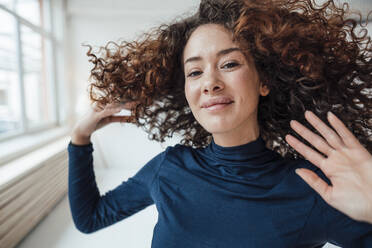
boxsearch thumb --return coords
[296,168,331,202]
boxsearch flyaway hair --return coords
[86,0,372,159]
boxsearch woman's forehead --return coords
[183,24,238,60]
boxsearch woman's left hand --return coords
[285,110,372,224]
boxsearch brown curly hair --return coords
[86,0,372,159]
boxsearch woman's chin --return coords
[202,123,235,135]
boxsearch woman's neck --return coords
[212,123,260,147]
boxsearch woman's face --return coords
[183,24,269,145]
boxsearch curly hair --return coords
[86,0,372,159]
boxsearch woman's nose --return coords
[202,70,224,94]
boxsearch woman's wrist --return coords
[367,194,372,224]
[71,130,91,146]
[368,213,372,224]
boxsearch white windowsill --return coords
[0,126,71,166]
[0,134,71,191]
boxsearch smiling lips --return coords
[201,96,234,111]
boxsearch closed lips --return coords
[201,97,234,108]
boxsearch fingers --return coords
[122,101,139,110]
[304,111,344,150]
[101,115,137,125]
[93,101,138,114]
[91,102,139,130]
[290,120,334,156]
[295,168,332,202]
[95,102,135,117]
[287,110,354,162]
[289,110,360,151]
[285,134,325,168]
[327,111,360,148]
[98,103,124,119]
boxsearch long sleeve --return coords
[298,160,372,247]
[321,196,372,248]
[293,159,372,247]
[67,141,167,234]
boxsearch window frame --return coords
[0,1,61,143]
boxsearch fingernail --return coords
[327,111,333,118]
[290,120,298,128]
[285,134,293,142]
[295,168,301,174]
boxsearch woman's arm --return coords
[68,101,166,233]
[68,141,166,233]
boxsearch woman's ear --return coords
[260,83,270,96]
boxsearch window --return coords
[0,0,60,141]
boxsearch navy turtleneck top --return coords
[68,136,372,247]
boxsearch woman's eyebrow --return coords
[184,47,241,65]
[217,47,241,57]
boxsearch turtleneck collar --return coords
[203,135,280,165]
[211,135,266,155]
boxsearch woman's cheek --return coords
[185,82,200,107]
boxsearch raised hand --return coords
[285,110,372,224]
[71,101,138,145]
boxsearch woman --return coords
[69,0,372,247]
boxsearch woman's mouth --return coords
[204,102,233,112]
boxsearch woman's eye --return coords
[187,71,202,77]
[222,62,239,69]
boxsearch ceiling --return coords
[66,0,371,22]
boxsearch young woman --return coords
[68,0,372,247]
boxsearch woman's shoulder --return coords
[159,143,200,165]
[163,143,196,155]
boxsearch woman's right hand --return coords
[71,101,138,145]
